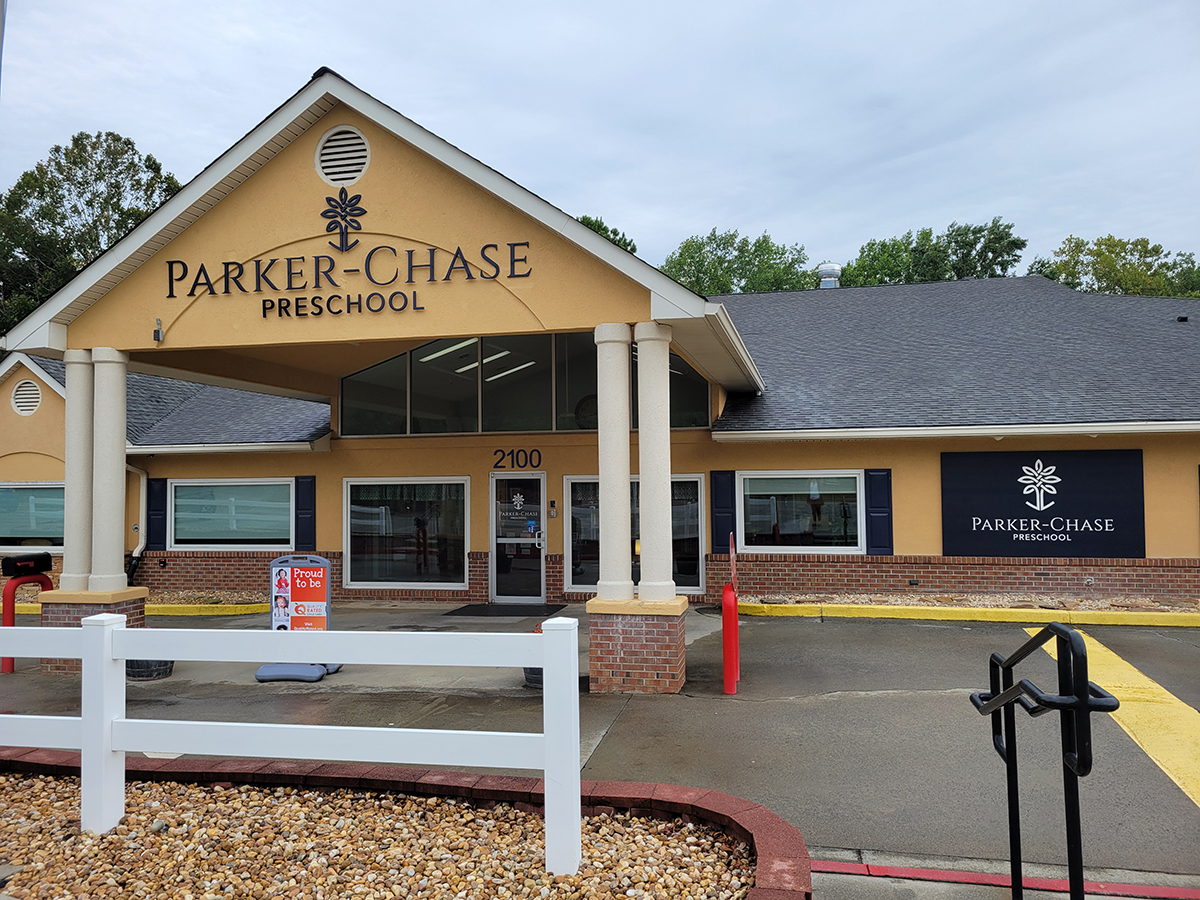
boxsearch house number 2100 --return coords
[493,449,542,469]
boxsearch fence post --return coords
[540,616,581,875]
[80,613,126,833]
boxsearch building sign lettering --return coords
[165,244,532,317]
[941,450,1145,558]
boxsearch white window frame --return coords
[735,469,866,555]
[342,476,471,590]
[562,473,706,595]
[167,478,295,552]
[0,481,65,555]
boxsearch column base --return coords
[38,588,148,675]
[586,596,688,694]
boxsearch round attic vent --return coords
[11,379,42,416]
[315,126,370,186]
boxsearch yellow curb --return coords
[736,602,822,617]
[738,601,1200,627]
[146,603,269,616]
[11,602,269,616]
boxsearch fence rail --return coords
[0,614,582,874]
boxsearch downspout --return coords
[125,463,148,583]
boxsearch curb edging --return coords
[0,747,811,899]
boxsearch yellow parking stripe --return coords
[1027,627,1200,808]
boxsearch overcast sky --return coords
[1,1,1197,271]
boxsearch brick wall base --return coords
[705,553,1200,602]
[589,612,685,693]
[132,550,584,605]
[40,597,146,675]
[133,550,494,603]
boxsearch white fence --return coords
[0,615,582,874]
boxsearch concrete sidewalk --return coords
[3,602,1198,896]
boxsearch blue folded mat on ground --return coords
[255,663,342,682]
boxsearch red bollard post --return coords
[2,573,54,673]
[722,582,740,694]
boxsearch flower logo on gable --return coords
[321,187,367,252]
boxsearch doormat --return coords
[443,603,566,617]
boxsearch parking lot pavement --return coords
[3,606,1198,881]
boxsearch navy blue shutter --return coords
[146,479,168,551]
[710,470,736,555]
[294,476,317,552]
[864,468,893,555]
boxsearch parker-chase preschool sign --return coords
[163,188,533,321]
[940,450,1146,558]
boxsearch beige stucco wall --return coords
[127,430,1200,559]
[0,364,66,482]
[69,103,652,392]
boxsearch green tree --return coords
[660,228,816,295]
[0,131,181,334]
[841,217,1025,287]
[578,214,637,254]
[1032,234,1199,297]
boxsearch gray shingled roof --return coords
[29,357,330,446]
[714,276,1200,432]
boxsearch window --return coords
[339,332,712,436]
[0,483,64,550]
[737,471,864,553]
[555,332,598,430]
[344,479,469,588]
[411,338,479,434]
[564,475,704,593]
[341,353,408,436]
[169,480,293,550]
[482,334,552,432]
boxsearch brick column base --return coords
[587,602,687,693]
[37,588,148,674]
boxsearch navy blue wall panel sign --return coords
[941,450,1145,558]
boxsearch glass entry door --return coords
[490,473,546,602]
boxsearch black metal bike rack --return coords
[970,622,1119,900]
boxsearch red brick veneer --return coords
[39,597,146,674]
[132,550,493,603]
[705,553,1200,602]
[589,612,686,693]
[0,747,812,900]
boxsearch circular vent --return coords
[11,379,42,416]
[315,126,370,186]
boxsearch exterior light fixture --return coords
[153,318,164,342]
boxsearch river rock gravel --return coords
[0,775,754,900]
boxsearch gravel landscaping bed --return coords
[739,591,1199,612]
[0,775,754,900]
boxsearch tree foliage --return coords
[0,131,181,334]
[1028,235,1199,298]
[578,214,637,254]
[660,228,816,295]
[840,217,1027,287]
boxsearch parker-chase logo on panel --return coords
[941,450,1145,558]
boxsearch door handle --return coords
[534,530,545,550]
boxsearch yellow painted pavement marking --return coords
[1026,627,1200,808]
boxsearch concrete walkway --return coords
[3,602,1198,897]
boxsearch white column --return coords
[60,350,94,591]
[634,322,676,601]
[89,348,128,593]
[594,324,634,601]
